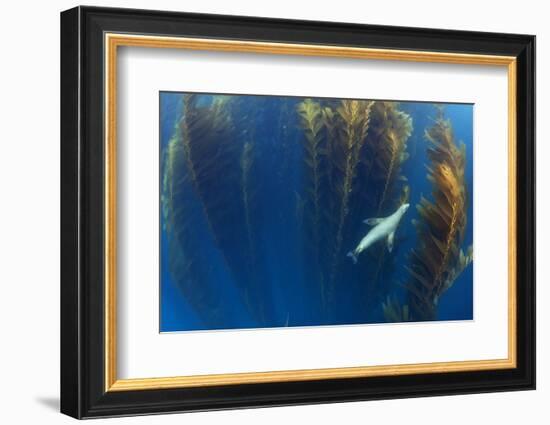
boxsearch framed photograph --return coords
[60,6,535,419]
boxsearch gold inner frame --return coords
[104,33,517,392]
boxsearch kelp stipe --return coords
[405,111,472,320]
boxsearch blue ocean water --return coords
[160,92,473,332]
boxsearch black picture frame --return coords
[61,5,535,419]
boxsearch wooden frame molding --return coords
[104,32,518,392]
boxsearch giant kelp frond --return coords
[351,103,412,297]
[405,113,471,320]
[177,94,266,322]
[297,99,330,308]
[367,102,412,213]
[329,100,374,285]
[297,99,326,251]
[321,105,337,192]
[161,122,223,325]
[179,94,238,253]
[359,104,412,294]
[162,130,184,238]
[180,94,237,198]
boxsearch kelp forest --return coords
[160,92,474,332]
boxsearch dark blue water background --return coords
[159,93,473,332]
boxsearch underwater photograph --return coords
[160,92,474,332]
